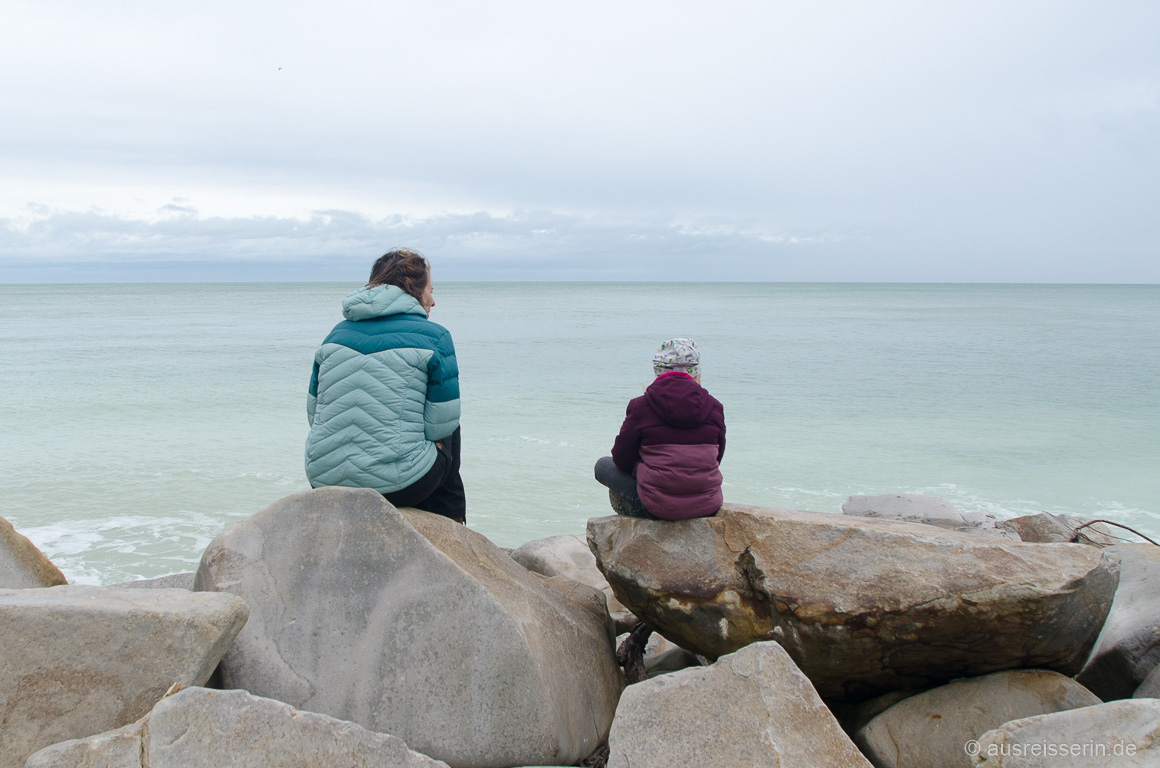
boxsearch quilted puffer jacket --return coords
[305,284,460,493]
[611,372,725,520]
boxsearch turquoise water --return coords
[1,282,1157,583]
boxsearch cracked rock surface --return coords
[587,505,1120,699]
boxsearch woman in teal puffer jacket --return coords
[305,249,465,521]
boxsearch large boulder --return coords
[0,586,248,768]
[587,505,1119,699]
[196,487,623,768]
[1076,543,1160,700]
[607,640,871,768]
[973,699,1160,766]
[0,515,66,588]
[25,686,450,767]
[511,533,635,631]
[855,670,1101,768]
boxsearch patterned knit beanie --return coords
[652,337,700,378]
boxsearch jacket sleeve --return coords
[424,330,461,441]
[611,400,643,474]
[715,401,726,463]
[307,360,320,426]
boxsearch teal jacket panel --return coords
[305,284,460,493]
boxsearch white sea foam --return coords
[19,511,230,585]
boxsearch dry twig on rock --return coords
[616,621,654,684]
[1070,519,1159,547]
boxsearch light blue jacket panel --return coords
[305,285,460,493]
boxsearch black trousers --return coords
[385,427,466,522]
[594,456,658,520]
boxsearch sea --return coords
[1,282,1157,584]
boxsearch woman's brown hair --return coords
[367,248,430,302]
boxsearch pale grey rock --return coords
[856,670,1101,768]
[843,494,1018,539]
[615,628,698,677]
[1133,663,1160,698]
[25,687,450,768]
[0,586,248,768]
[511,533,636,631]
[643,647,703,678]
[960,512,1023,540]
[973,699,1160,766]
[842,493,965,526]
[1077,543,1160,700]
[196,487,623,768]
[616,629,675,657]
[0,515,66,588]
[110,572,195,590]
[607,640,872,768]
[589,505,1119,699]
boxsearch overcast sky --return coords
[2,1,1158,282]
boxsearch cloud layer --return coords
[3,1,1158,282]
[0,206,846,281]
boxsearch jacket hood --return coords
[644,373,713,428]
[342,284,427,321]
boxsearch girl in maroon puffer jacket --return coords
[594,338,726,520]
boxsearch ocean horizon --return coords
[3,281,1157,584]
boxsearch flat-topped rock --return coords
[856,670,1101,768]
[25,686,451,768]
[607,641,871,768]
[197,487,622,768]
[588,504,1119,699]
[0,515,66,588]
[0,586,248,768]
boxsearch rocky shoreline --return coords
[2,489,1158,767]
